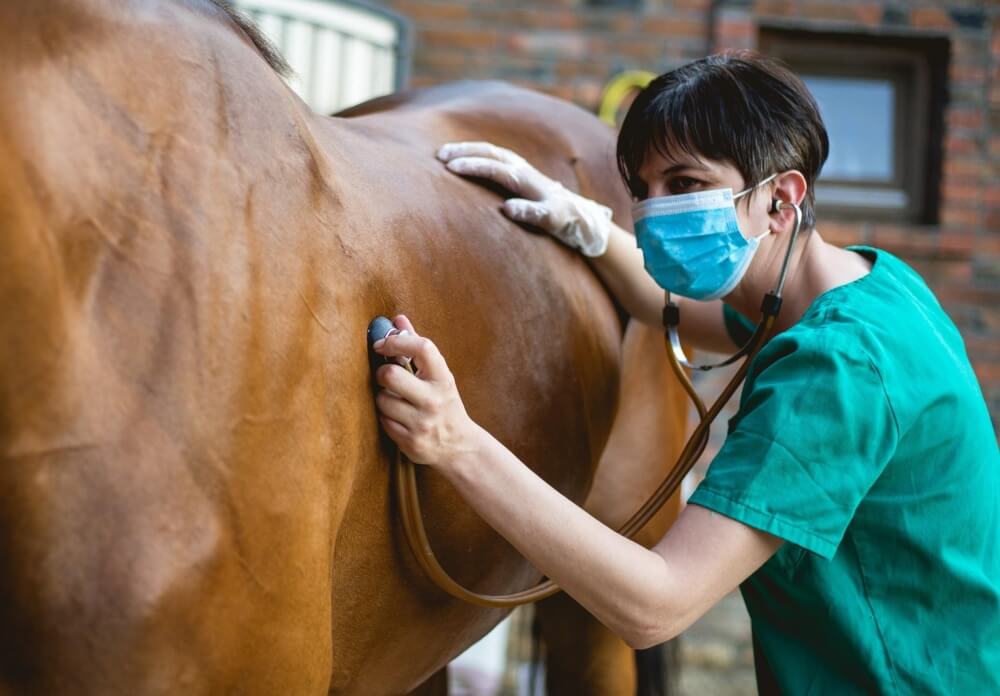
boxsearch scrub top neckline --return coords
[795,244,880,325]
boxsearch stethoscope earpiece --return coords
[770,199,783,214]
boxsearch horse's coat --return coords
[0,1,684,693]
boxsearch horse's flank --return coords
[0,1,683,693]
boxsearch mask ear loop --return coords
[663,198,803,371]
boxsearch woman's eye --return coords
[669,176,700,194]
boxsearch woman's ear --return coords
[768,170,808,233]
[770,170,807,210]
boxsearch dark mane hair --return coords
[207,0,293,77]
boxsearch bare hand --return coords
[372,316,483,469]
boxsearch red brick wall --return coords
[376,0,1000,428]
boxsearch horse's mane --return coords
[205,0,293,77]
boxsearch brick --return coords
[949,83,987,108]
[553,60,610,80]
[937,230,977,256]
[641,16,706,39]
[617,39,672,61]
[965,335,1000,360]
[853,3,883,26]
[545,83,576,102]
[414,49,467,72]
[947,107,986,133]
[391,1,469,23]
[419,28,499,51]
[408,76,439,89]
[919,259,974,283]
[514,8,582,31]
[819,220,866,246]
[911,6,953,30]
[944,157,991,180]
[950,62,987,84]
[870,226,940,256]
[505,31,587,58]
[974,235,1000,254]
[972,361,1000,385]
[986,210,1000,233]
[578,13,613,34]
[941,182,983,204]
[940,206,982,229]
[754,0,794,16]
[951,36,988,67]
[714,8,754,50]
[973,254,1000,284]
[945,135,980,157]
[798,1,867,22]
[973,303,1000,333]
[492,60,550,83]
[573,79,606,110]
[937,285,1000,306]
[675,0,713,11]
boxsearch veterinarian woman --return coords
[372,52,1000,693]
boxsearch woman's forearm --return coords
[587,222,665,327]
[443,424,683,647]
[373,321,781,648]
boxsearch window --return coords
[760,28,948,224]
[235,0,410,114]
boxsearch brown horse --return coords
[0,1,683,693]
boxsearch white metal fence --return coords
[234,0,409,114]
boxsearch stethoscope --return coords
[368,198,804,608]
[648,198,805,520]
[667,197,803,370]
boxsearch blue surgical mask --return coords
[632,175,777,300]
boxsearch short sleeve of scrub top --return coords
[688,329,899,558]
[690,248,1000,693]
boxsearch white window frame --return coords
[235,0,410,114]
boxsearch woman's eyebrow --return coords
[660,163,711,176]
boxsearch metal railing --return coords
[234,0,410,114]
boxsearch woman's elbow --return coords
[620,610,683,650]
[623,625,680,651]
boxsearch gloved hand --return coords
[437,141,612,257]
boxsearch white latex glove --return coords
[437,141,612,257]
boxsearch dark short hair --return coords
[616,51,829,228]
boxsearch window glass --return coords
[803,75,895,182]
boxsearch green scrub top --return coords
[689,246,1000,695]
